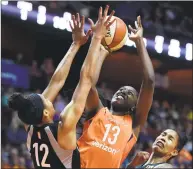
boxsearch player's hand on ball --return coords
[69,13,92,46]
[88,5,116,40]
[128,16,143,42]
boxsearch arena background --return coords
[1,1,192,168]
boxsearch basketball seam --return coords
[108,19,118,47]
[108,18,127,48]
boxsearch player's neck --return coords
[110,107,129,116]
[145,152,168,165]
[37,119,54,127]
[111,110,128,116]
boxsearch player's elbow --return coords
[148,75,155,85]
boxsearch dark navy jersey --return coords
[136,162,173,168]
[27,121,80,169]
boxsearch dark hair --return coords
[8,93,31,112]
[168,131,188,161]
[8,93,44,125]
[176,132,188,152]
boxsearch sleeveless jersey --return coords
[26,121,80,169]
[77,107,137,168]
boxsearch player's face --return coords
[39,94,55,120]
[111,86,138,113]
[152,129,179,157]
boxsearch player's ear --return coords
[171,149,178,157]
[43,109,49,117]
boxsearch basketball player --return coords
[77,16,155,168]
[126,129,188,168]
[8,6,115,169]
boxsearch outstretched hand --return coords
[88,5,116,40]
[70,13,92,46]
[128,16,143,42]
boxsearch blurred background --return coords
[1,1,192,168]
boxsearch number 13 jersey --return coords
[77,107,137,168]
[27,121,80,169]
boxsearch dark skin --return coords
[23,6,116,150]
[85,16,155,139]
[127,129,178,168]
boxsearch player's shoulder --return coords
[93,106,108,116]
[154,163,173,168]
[32,121,59,134]
[45,121,60,131]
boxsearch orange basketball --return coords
[102,16,128,51]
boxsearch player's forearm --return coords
[126,157,140,168]
[126,162,136,168]
[80,36,102,83]
[126,158,140,169]
[92,48,109,86]
[50,42,80,85]
[135,38,155,85]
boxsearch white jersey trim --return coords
[44,126,73,168]
[26,125,34,151]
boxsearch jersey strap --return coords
[26,125,34,151]
[44,126,73,168]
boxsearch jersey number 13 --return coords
[102,124,121,145]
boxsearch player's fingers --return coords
[85,29,92,39]
[76,13,80,25]
[80,15,85,29]
[145,154,150,160]
[106,18,116,29]
[69,21,74,31]
[105,10,115,26]
[88,18,94,28]
[103,5,109,18]
[145,152,150,159]
[98,6,103,20]
[137,15,142,27]
[128,25,136,33]
[135,21,139,29]
[72,15,77,27]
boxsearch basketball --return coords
[102,16,128,51]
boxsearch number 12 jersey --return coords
[27,121,80,169]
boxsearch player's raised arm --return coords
[58,6,115,149]
[128,16,155,138]
[42,13,92,103]
[84,45,110,120]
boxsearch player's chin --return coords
[112,97,125,104]
[153,145,164,153]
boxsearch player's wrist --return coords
[72,42,81,48]
[92,33,104,40]
[135,37,143,44]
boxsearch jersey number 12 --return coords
[33,143,51,167]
